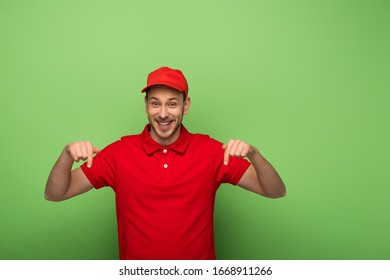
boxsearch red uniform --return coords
[81,124,250,259]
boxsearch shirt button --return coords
[163,164,168,168]
[163,149,168,154]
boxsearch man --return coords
[45,66,286,260]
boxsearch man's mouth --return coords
[157,121,172,126]
[156,120,173,131]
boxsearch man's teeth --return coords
[158,122,171,126]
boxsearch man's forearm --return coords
[247,147,286,198]
[45,148,74,201]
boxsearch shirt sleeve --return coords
[210,138,251,186]
[80,140,119,190]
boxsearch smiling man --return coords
[145,84,189,146]
[45,66,286,260]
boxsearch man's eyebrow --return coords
[149,97,180,102]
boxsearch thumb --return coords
[222,144,227,150]
[92,147,100,154]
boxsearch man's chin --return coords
[150,125,172,139]
[156,131,171,138]
[150,122,181,144]
[152,125,171,135]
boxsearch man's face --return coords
[145,85,191,146]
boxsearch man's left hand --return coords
[222,140,255,165]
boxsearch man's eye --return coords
[152,102,159,106]
[169,103,177,108]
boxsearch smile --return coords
[157,121,173,126]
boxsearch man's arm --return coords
[44,142,100,202]
[223,140,286,198]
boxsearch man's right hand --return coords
[66,141,100,168]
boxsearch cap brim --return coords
[141,82,187,96]
[141,85,150,93]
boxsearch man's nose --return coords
[159,106,168,119]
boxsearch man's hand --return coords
[66,141,100,168]
[222,139,255,165]
[223,139,286,198]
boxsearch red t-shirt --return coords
[81,124,250,260]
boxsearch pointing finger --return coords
[223,140,233,165]
[86,142,93,168]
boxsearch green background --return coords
[1,0,389,259]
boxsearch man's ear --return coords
[183,97,191,115]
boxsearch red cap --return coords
[141,66,188,97]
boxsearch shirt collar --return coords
[141,124,190,155]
